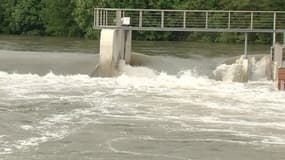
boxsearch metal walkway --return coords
[94,8,285,33]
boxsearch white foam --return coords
[214,55,272,82]
[16,137,48,149]
[1,60,285,154]
[0,148,12,155]
[214,62,243,82]
[0,136,13,155]
[119,61,158,78]
[106,137,190,160]
[20,125,34,131]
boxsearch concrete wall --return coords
[95,29,132,77]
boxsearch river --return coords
[0,35,284,160]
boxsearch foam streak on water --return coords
[0,63,285,159]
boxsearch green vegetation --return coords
[0,0,284,43]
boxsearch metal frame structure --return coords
[94,8,285,33]
[94,8,285,56]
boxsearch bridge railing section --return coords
[94,8,285,32]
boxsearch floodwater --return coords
[0,35,285,160]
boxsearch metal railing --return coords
[94,8,285,33]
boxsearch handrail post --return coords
[116,10,122,27]
[183,11,186,29]
[161,11,164,28]
[100,10,103,26]
[96,9,99,26]
[139,10,143,27]
[95,9,99,27]
[102,10,105,26]
[105,11,108,26]
[273,12,276,31]
[228,12,231,29]
[273,12,277,46]
[122,11,125,17]
[250,12,253,30]
[205,11,208,29]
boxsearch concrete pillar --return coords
[274,44,284,69]
[94,29,132,77]
[123,30,132,64]
[272,44,284,88]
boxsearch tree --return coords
[10,0,45,35]
[73,0,103,39]
[0,3,3,33]
[0,0,284,43]
[1,0,17,34]
[44,0,81,37]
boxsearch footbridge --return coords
[93,8,285,85]
[94,8,285,33]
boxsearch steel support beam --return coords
[244,32,248,58]
[273,32,276,47]
[283,32,285,46]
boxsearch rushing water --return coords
[0,35,285,160]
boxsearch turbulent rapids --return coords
[0,49,273,82]
[214,55,272,82]
[0,37,285,160]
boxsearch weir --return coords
[93,8,285,86]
